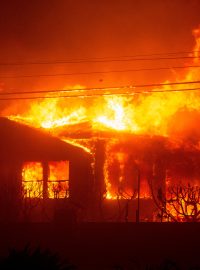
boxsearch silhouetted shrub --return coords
[0,245,75,270]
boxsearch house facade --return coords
[0,117,94,223]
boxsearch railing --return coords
[23,180,69,199]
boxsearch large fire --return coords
[3,26,200,220]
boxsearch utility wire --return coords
[1,80,200,96]
[0,50,199,65]
[0,56,199,66]
[1,65,200,79]
[69,50,200,59]
[1,86,200,101]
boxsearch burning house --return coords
[1,27,200,222]
[2,114,200,223]
[0,117,93,223]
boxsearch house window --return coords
[22,161,69,199]
[48,161,69,199]
[22,162,43,198]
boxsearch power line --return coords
[0,50,199,66]
[1,80,200,96]
[1,86,200,101]
[1,65,200,79]
[73,50,200,59]
[0,56,199,66]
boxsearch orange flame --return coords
[22,161,69,199]
[22,162,43,198]
[48,161,69,199]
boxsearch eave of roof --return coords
[0,117,91,162]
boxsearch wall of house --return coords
[0,161,21,222]
[0,151,94,223]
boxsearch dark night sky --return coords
[0,0,200,93]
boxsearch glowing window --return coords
[22,161,69,199]
[48,161,69,199]
[22,162,43,198]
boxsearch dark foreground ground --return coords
[0,222,199,269]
